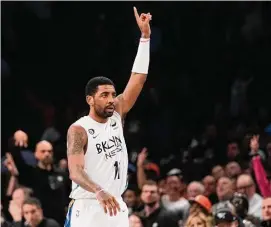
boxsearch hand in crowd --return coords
[14,130,28,148]
[8,200,22,222]
[137,147,148,167]
[4,153,19,176]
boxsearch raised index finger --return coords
[133,7,140,23]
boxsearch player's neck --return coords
[89,111,108,123]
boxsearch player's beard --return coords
[94,103,114,118]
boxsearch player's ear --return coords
[86,95,94,106]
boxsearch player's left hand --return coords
[133,7,152,39]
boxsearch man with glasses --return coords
[236,174,263,219]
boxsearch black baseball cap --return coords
[215,210,237,224]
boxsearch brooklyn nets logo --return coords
[96,136,123,159]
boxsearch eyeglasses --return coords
[236,184,253,190]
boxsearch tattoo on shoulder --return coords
[67,126,87,155]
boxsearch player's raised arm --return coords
[116,7,152,118]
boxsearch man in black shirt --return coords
[9,130,69,225]
[138,180,180,227]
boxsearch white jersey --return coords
[69,111,128,200]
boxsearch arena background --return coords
[1,1,271,227]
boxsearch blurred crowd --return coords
[1,1,271,227]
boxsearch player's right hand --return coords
[96,190,120,216]
[14,130,28,148]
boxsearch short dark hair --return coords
[85,76,115,96]
[23,197,42,209]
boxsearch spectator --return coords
[261,197,271,227]
[236,174,263,219]
[129,214,144,227]
[189,195,212,215]
[123,186,141,215]
[9,130,69,224]
[8,187,33,224]
[225,162,242,179]
[230,192,260,227]
[202,175,218,204]
[214,206,239,227]
[187,181,205,199]
[213,177,235,215]
[212,165,226,181]
[160,169,190,220]
[138,180,181,227]
[186,210,214,227]
[12,197,60,227]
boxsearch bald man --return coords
[187,181,205,199]
[236,174,263,219]
[10,130,69,225]
[34,140,54,170]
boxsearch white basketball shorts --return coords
[64,198,129,227]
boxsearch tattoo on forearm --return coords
[74,164,100,193]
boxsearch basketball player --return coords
[64,7,151,227]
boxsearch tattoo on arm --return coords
[67,126,101,193]
[67,126,86,156]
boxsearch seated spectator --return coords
[123,186,141,215]
[214,206,239,227]
[230,192,260,226]
[202,175,218,204]
[236,174,263,219]
[225,162,242,179]
[212,165,226,181]
[213,177,235,215]
[160,169,190,220]
[12,197,60,227]
[186,210,214,227]
[189,195,212,215]
[138,180,181,227]
[8,187,33,223]
[187,181,205,199]
[129,213,144,227]
[261,197,271,227]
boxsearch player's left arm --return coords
[115,7,152,119]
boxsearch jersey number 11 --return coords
[114,161,120,180]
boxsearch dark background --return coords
[2,1,271,169]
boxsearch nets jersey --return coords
[69,111,128,199]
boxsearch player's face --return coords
[93,85,117,118]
